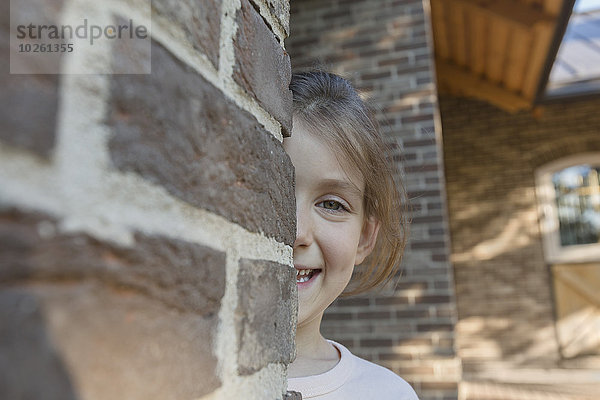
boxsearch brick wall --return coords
[287,1,460,399]
[440,94,600,377]
[0,0,297,399]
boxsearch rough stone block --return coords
[0,208,225,398]
[106,39,296,246]
[269,0,290,34]
[250,0,291,35]
[0,283,222,400]
[0,290,77,400]
[0,0,62,158]
[152,0,222,68]
[110,15,151,74]
[0,209,226,316]
[236,258,297,375]
[234,0,293,136]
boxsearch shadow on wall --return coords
[0,289,79,400]
[447,153,600,371]
[450,189,540,263]
[448,181,559,370]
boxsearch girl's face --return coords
[283,118,380,329]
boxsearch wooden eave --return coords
[430,0,575,112]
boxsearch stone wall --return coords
[0,0,297,399]
[287,1,460,399]
[440,94,600,376]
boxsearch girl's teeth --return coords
[296,269,316,283]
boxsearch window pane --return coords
[552,165,600,246]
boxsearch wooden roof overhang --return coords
[430,0,576,112]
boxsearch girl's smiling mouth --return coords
[296,268,322,285]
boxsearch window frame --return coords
[535,153,600,264]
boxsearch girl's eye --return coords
[318,199,349,213]
[324,200,340,210]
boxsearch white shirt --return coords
[287,340,419,399]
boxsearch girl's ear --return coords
[355,215,381,265]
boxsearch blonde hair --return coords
[290,71,409,296]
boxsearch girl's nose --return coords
[294,204,313,248]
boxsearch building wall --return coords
[440,94,600,376]
[0,1,298,399]
[287,1,460,399]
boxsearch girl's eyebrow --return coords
[316,178,363,198]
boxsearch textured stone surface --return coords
[0,208,224,398]
[0,283,222,400]
[236,258,297,375]
[107,39,296,246]
[110,15,151,74]
[268,0,290,34]
[152,0,222,68]
[250,0,291,34]
[234,0,293,136]
[0,290,78,400]
[0,209,226,315]
[0,0,62,157]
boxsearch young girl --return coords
[284,71,418,399]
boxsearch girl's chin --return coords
[296,308,325,331]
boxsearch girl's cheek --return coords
[321,241,354,270]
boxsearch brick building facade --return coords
[440,94,600,389]
[287,1,460,399]
[1,0,298,399]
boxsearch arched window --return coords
[536,153,600,264]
